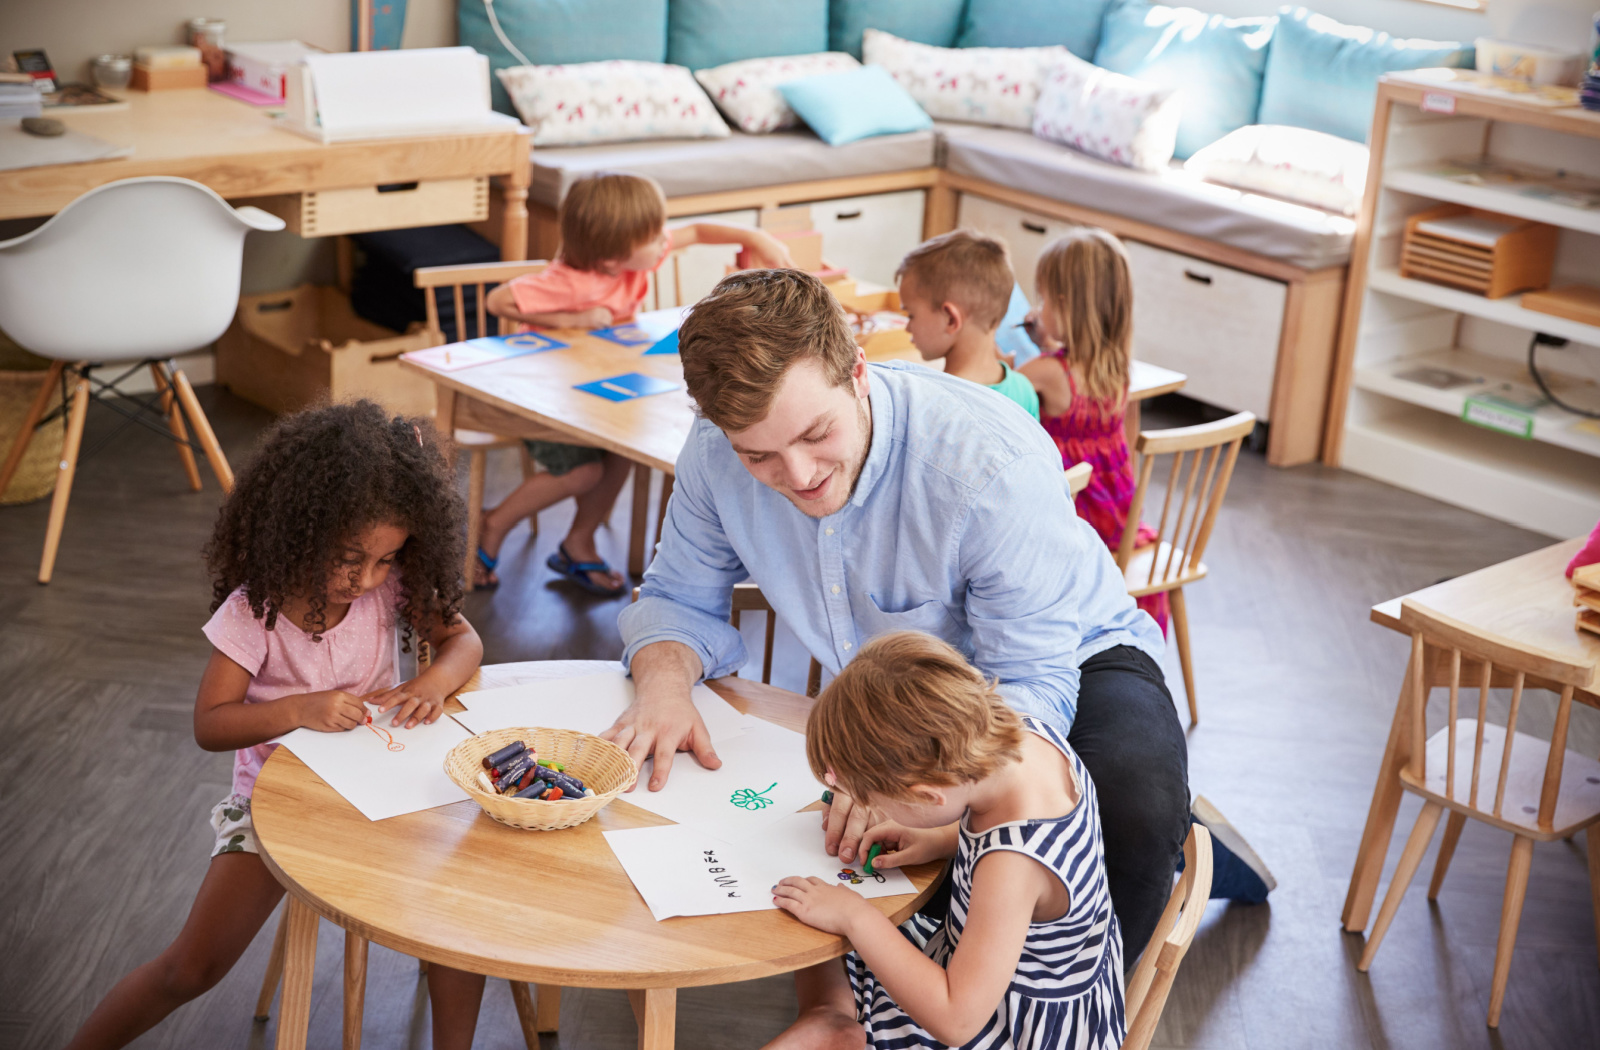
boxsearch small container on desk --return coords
[130,63,207,91]
[1399,203,1558,298]
[444,727,636,831]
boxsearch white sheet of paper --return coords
[304,48,506,135]
[455,672,751,745]
[603,811,915,920]
[623,721,824,834]
[273,704,472,821]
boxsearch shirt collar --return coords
[848,366,896,510]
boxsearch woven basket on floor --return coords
[0,344,64,506]
[445,726,636,831]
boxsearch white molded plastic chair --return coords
[0,177,284,583]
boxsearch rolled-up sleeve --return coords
[959,451,1088,732]
[618,429,749,681]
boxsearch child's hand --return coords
[296,690,369,733]
[772,876,874,935]
[576,306,614,329]
[746,231,795,270]
[1021,308,1060,353]
[366,679,446,729]
[859,822,946,870]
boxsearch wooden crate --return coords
[1399,204,1557,299]
[131,63,207,91]
[249,178,489,237]
[217,284,439,417]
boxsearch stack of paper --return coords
[0,81,43,121]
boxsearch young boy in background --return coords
[895,230,1039,420]
[478,172,791,594]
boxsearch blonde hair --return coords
[678,269,859,431]
[895,229,1015,332]
[1034,228,1132,404]
[806,631,1025,804]
[558,172,667,272]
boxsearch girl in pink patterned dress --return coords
[65,402,488,1050]
[1018,228,1167,633]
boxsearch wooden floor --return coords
[2,388,1597,1050]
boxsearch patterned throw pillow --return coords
[861,28,1067,130]
[1032,52,1181,171]
[694,52,860,133]
[496,60,730,146]
[1184,124,1369,215]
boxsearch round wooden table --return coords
[252,662,943,1050]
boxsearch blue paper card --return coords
[590,322,660,347]
[643,330,679,355]
[403,331,568,372]
[591,306,690,349]
[575,372,683,402]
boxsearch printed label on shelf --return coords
[1461,395,1534,438]
[1421,92,1457,115]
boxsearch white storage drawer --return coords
[956,193,1078,300]
[1123,240,1287,421]
[809,189,926,287]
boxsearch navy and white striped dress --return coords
[846,717,1125,1049]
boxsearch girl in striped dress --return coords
[771,632,1124,1050]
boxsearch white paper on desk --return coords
[304,48,515,137]
[603,811,915,920]
[624,721,824,835]
[273,704,472,821]
[454,671,753,746]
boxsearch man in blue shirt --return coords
[609,270,1262,962]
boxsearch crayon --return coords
[821,790,834,805]
[537,767,587,796]
[863,842,883,876]
[483,741,526,769]
[537,759,566,772]
[544,787,563,801]
[513,780,549,800]
[476,772,495,794]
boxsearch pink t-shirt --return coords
[505,256,660,323]
[201,576,403,797]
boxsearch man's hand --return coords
[822,790,880,865]
[600,641,717,791]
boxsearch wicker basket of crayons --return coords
[445,727,637,831]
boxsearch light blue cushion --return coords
[1094,0,1273,160]
[667,0,828,70]
[956,0,1115,60]
[459,0,668,114]
[829,0,966,60]
[1258,7,1473,143]
[778,66,933,146]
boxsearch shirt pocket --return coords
[859,595,959,646]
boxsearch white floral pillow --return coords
[1185,125,1370,215]
[694,52,861,134]
[496,60,729,147]
[862,28,1066,130]
[1032,53,1181,172]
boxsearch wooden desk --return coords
[406,339,1187,575]
[1341,538,1600,933]
[0,89,532,259]
[252,662,943,1050]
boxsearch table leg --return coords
[536,984,561,1032]
[343,930,367,1050]
[511,982,561,1044]
[1341,650,1417,933]
[501,142,531,262]
[436,388,457,447]
[274,896,319,1050]
[628,988,676,1050]
[629,463,652,577]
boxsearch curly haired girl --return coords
[65,401,488,1050]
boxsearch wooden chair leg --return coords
[628,463,651,577]
[170,369,233,491]
[343,930,368,1050]
[520,444,538,538]
[1358,801,1443,972]
[255,905,289,1020]
[1488,835,1535,1027]
[762,612,776,685]
[510,982,540,1048]
[1428,811,1467,900]
[1170,587,1198,725]
[0,359,64,499]
[465,447,488,592]
[150,361,201,491]
[806,658,822,698]
[655,474,674,552]
[1587,826,1600,972]
[38,373,90,585]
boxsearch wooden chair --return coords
[632,582,824,696]
[413,261,548,590]
[1122,824,1213,1050]
[1355,599,1600,1028]
[1116,412,1255,725]
[1065,462,1092,499]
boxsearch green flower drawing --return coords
[730,782,778,810]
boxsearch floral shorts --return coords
[209,793,258,858]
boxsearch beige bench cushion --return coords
[528,128,938,208]
[937,122,1354,270]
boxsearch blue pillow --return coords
[459,0,668,114]
[778,66,933,146]
[956,0,1114,60]
[1258,7,1473,143]
[829,0,966,60]
[1094,1,1273,159]
[667,0,828,70]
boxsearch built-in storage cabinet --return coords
[808,188,927,287]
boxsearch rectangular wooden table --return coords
[1342,537,1600,933]
[0,87,532,258]
[405,336,1187,575]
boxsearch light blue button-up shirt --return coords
[618,361,1163,732]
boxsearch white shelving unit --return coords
[1327,72,1600,538]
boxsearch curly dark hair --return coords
[204,400,467,644]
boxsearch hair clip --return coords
[412,423,424,448]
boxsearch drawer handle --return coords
[257,299,294,313]
[834,209,862,220]
[376,181,420,194]
[1021,221,1047,234]
[1183,270,1213,285]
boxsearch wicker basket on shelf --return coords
[444,726,636,831]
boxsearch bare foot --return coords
[761,1005,866,1050]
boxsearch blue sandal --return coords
[546,543,626,597]
[473,547,500,588]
